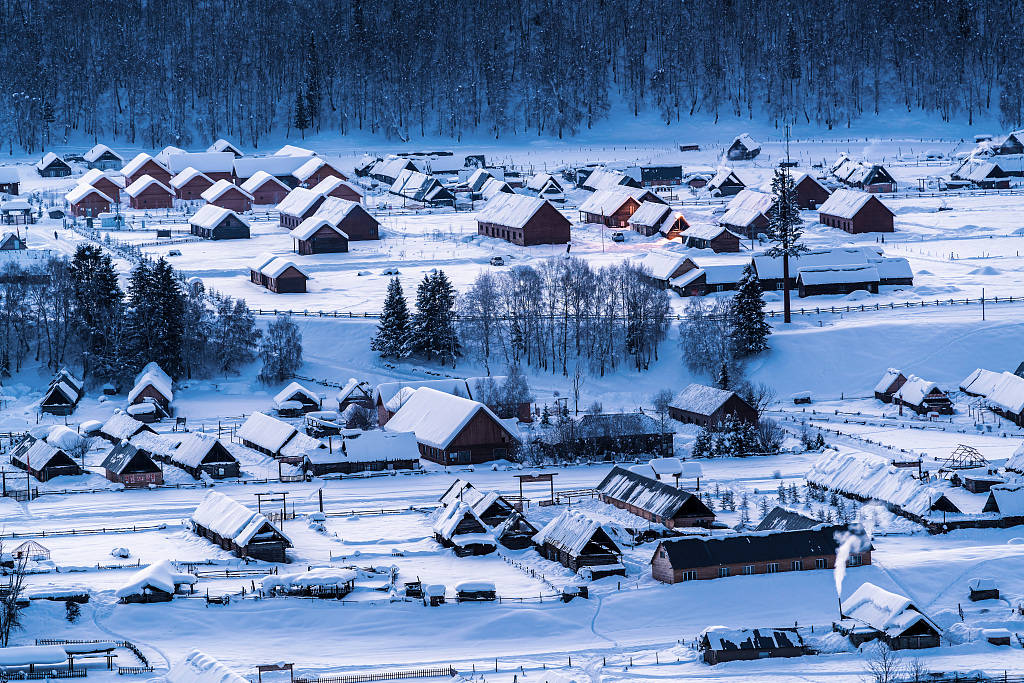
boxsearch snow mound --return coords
[968,266,1002,275]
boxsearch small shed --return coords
[116,560,196,603]
[335,379,373,411]
[726,134,761,161]
[432,501,497,556]
[10,437,81,482]
[12,540,50,562]
[969,578,999,602]
[874,368,907,403]
[669,383,757,427]
[303,430,419,475]
[983,483,1024,517]
[389,169,456,206]
[240,171,291,205]
[793,173,831,209]
[700,627,805,665]
[893,376,953,415]
[274,382,321,413]
[532,510,625,577]
[164,432,240,479]
[189,204,251,240]
[201,179,253,213]
[680,223,741,253]
[36,152,71,177]
[292,217,349,255]
[128,367,174,415]
[455,581,496,602]
[41,368,84,415]
[262,568,356,598]
[257,258,309,294]
[190,491,292,562]
[101,441,164,487]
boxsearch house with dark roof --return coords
[707,169,745,197]
[596,467,715,528]
[10,437,82,482]
[40,368,83,415]
[700,627,807,665]
[754,507,820,532]
[36,152,71,178]
[536,413,673,460]
[101,441,163,487]
[668,384,757,427]
[651,524,863,583]
[726,134,760,161]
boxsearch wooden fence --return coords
[116,667,154,676]
[294,666,457,683]
[2,523,168,539]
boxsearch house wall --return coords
[130,384,171,410]
[669,395,756,427]
[477,203,570,246]
[250,181,289,205]
[209,190,252,213]
[93,179,121,202]
[326,184,362,203]
[279,196,325,229]
[820,200,894,234]
[129,185,173,210]
[106,469,163,487]
[176,177,214,201]
[127,162,172,187]
[652,547,870,584]
[70,196,111,217]
[338,208,380,240]
[266,268,307,293]
[795,179,830,209]
[298,227,349,255]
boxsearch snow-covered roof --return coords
[260,257,307,280]
[719,189,775,228]
[797,264,879,286]
[65,184,112,205]
[128,369,174,404]
[670,383,736,416]
[596,467,703,519]
[292,217,347,241]
[278,431,323,460]
[165,152,235,175]
[155,146,186,165]
[638,250,691,280]
[170,167,214,190]
[959,368,1001,396]
[682,223,736,241]
[730,133,760,153]
[752,247,882,281]
[954,159,1004,182]
[467,168,494,192]
[986,484,1024,516]
[370,157,418,180]
[872,257,913,280]
[127,402,157,416]
[201,179,251,203]
[841,582,938,637]
[874,368,905,394]
[310,175,364,198]
[115,559,195,598]
[134,362,170,388]
[292,157,339,182]
[583,168,634,191]
[102,440,158,475]
[433,500,491,539]
[479,177,513,199]
[10,438,69,470]
[709,168,744,189]
[84,144,122,163]
[476,192,552,229]
[100,411,151,441]
[189,204,249,230]
[0,645,69,668]
[169,432,234,468]
[384,387,517,450]
[275,144,316,157]
[313,196,363,226]
[986,372,1024,415]
[274,381,320,407]
[262,568,357,591]
[44,425,84,451]
[191,490,291,547]
[305,430,418,464]
[124,174,173,198]
[384,386,418,413]
[121,153,165,179]
[233,155,312,179]
[702,627,801,652]
[36,152,66,171]
[236,412,297,452]
[276,187,324,217]
[531,509,622,556]
[390,169,451,202]
[167,651,249,683]
[894,375,941,407]
[374,379,470,405]
[207,139,243,155]
[578,187,651,216]
[818,188,890,219]
[240,171,289,194]
[0,166,18,183]
[627,201,672,228]
[526,172,562,193]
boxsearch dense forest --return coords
[0,0,1020,151]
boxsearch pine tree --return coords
[121,259,156,378]
[717,361,731,389]
[691,427,714,458]
[411,270,460,366]
[304,34,322,129]
[149,259,185,379]
[729,263,771,357]
[260,314,303,382]
[293,90,309,139]
[765,167,807,324]
[69,245,123,381]
[371,277,411,358]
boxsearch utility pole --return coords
[982,287,986,321]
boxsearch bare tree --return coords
[736,381,777,418]
[863,643,905,683]
[571,363,585,415]
[652,389,675,434]
[0,543,28,647]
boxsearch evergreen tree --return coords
[149,259,185,379]
[260,314,302,382]
[717,361,730,389]
[181,279,211,379]
[691,427,714,458]
[293,90,309,139]
[765,167,807,324]
[411,270,460,366]
[371,277,411,358]
[729,264,771,357]
[211,296,260,373]
[304,34,322,129]
[121,259,156,377]
[68,245,123,381]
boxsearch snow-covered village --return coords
[5,4,1024,682]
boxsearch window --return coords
[776,282,784,290]
[791,560,803,571]
[718,567,730,578]
[493,448,507,460]
[742,565,755,575]
[659,549,667,559]
[680,570,698,581]
[766,562,779,574]
[847,554,862,567]
[815,558,827,570]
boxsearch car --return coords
[489,256,505,266]
[167,249,182,257]
[611,232,625,243]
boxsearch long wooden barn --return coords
[190,491,292,562]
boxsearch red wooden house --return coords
[65,184,112,217]
[102,441,164,487]
[125,175,175,210]
[121,153,172,187]
[293,157,348,187]
[256,258,309,293]
[793,173,831,209]
[292,217,349,255]
[201,179,253,213]
[310,176,364,204]
[80,169,125,203]
[818,189,894,234]
[312,197,380,240]
[170,167,215,201]
[578,188,666,227]
[277,187,326,229]
[241,171,291,205]
[476,193,570,245]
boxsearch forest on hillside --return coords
[2,0,1020,151]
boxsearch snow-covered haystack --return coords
[45,425,85,451]
[115,560,195,600]
[166,651,249,683]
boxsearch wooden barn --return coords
[125,175,174,210]
[578,188,665,227]
[894,376,953,415]
[0,167,19,195]
[873,368,908,403]
[161,432,240,479]
[839,582,941,649]
[207,139,243,157]
[99,411,156,443]
[240,171,291,205]
[476,193,570,246]
[84,144,124,170]
[10,437,81,482]
[389,169,455,206]
[384,387,519,465]
[669,383,757,427]
[311,197,380,240]
[190,491,292,562]
[121,153,172,187]
[255,258,309,293]
[726,134,761,161]
[626,164,683,187]
[292,218,348,255]
[580,168,640,192]
[652,524,861,583]
[596,467,715,528]
[101,441,163,487]
[432,501,496,556]
[303,430,419,476]
[276,187,326,229]
[274,382,321,413]
[818,189,894,234]
[830,156,897,193]
[627,201,689,238]
[201,179,252,213]
[36,152,71,177]
[707,169,745,196]
[64,181,108,217]
[700,628,806,665]
[236,411,298,458]
[128,366,174,415]
[680,224,742,252]
[169,167,216,201]
[293,157,348,187]
[532,510,625,577]
[793,173,831,209]
[719,189,776,238]
[310,176,364,204]
[40,368,84,415]
[796,264,880,297]
[189,204,251,240]
[80,169,125,203]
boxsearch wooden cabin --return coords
[718,189,775,238]
[701,628,806,665]
[161,432,240,479]
[796,264,880,297]
[116,561,196,604]
[169,167,216,201]
[240,171,291,205]
[293,157,348,187]
[893,376,953,415]
[627,201,689,238]
[726,134,761,161]
[191,491,292,562]
[580,168,640,192]
[389,169,456,206]
[818,189,894,234]
[0,167,19,195]
[101,441,163,487]
[236,411,298,458]
[201,179,253,213]
[839,582,940,650]
[121,153,172,187]
[36,152,71,177]
[84,144,123,170]
[0,231,25,251]
[707,169,745,196]
[532,510,625,577]
[384,387,519,465]
[311,197,380,240]
[873,368,907,403]
[432,501,496,556]
[40,368,84,415]
[969,578,999,602]
[370,157,419,185]
[274,382,321,413]
[303,430,419,476]
[830,156,897,193]
[596,467,715,528]
[952,159,1010,189]
[66,184,113,220]
[626,164,683,187]
[128,368,174,415]
[125,175,174,210]
[669,383,757,427]
[793,173,831,209]
[652,525,861,583]
[10,437,82,482]
[99,411,156,443]
[276,187,326,229]
[335,379,373,411]
[189,204,251,240]
[578,188,665,227]
[476,193,570,245]
[680,224,741,252]
[256,258,309,293]
[310,176,364,204]
[292,218,348,255]
[986,373,1024,426]
[80,169,124,203]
